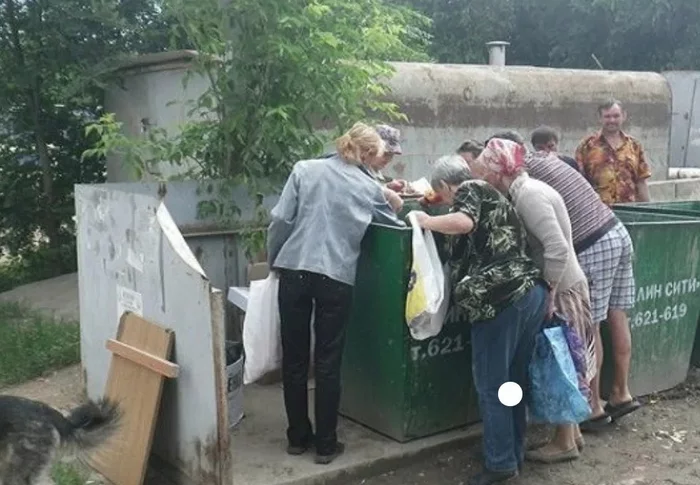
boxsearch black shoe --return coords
[286,436,314,455]
[315,442,345,465]
[468,469,518,485]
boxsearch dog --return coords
[0,395,121,485]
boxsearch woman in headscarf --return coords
[469,138,597,464]
[267,122,405,465]
[410,154,547,485]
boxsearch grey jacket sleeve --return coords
[267,167,301,267]
[370,186,406,228]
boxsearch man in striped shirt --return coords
[525,148,642,431]
[484,131,642,431]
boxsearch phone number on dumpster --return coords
[631,303,688,329]
[410,334,467,362]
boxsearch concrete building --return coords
[103,49,673,183]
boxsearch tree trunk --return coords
[6,0,59,248]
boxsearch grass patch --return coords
[0,302,80,388]
[52,462,89,485]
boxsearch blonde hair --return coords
[335,122,385,165]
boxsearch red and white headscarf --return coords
[476,138,527,177]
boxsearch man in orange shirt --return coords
[575,100,652,206]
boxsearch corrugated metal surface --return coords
[663,71,700,169]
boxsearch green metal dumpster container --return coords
[615,201,700,368]
[339,222,479,442]
[598,209,700,398]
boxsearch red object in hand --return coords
[420,190,444,207]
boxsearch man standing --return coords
[575,100,652,205]
[530,125,580,173]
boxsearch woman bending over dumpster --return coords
[408,154,547,485]
[469,138,597,464]
[267,122,404,465]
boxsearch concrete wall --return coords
[649,178,700,202]
[104,51,672,183]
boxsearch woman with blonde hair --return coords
[267,121,404,465]
[470,138,597,464]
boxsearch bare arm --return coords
[636,179,651,202]
[420,212,474,235]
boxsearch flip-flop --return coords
[579,412,612,432]
[605,399,642,421]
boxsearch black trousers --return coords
[278,269,354,455]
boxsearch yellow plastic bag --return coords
[405,212,449,340]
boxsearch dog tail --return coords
[62,398,122,452]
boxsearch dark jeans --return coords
[278,269,354,455]
[471,282,548,473]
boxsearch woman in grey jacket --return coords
[267,122,404,465]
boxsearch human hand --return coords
[546,289,556,320]
[382,187,404,213]
[385,179,407,193]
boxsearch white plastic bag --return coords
[242,272,282,384]
[404,212,449,340]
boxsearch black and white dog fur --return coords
[0,395,121,485]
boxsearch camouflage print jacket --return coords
[444,179,542,324]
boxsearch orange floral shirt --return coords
[575,132,652,206]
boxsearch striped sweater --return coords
[525,151,618,254]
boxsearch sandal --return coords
[579,413,612,432]
[525,446,579,464]
[605,399,642,422]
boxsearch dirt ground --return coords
[3,364,84,412]
[5,366,700,485]
[353,369,700,485]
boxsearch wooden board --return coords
[88,312,176,485]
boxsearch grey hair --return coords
[430,154,471,192]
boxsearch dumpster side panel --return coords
[75,185,230,485]
[339,226,412,440]
[603,213,700,397]
[403,319,478,439]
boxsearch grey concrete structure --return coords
[104,51,672,183]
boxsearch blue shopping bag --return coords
[528,324,592,425]
[552,312,592,401]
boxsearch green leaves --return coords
[83,0,431,259]
[402,0,700,72]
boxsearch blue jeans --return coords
[471,282,548,473]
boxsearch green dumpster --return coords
[339,222,479,442]
[615,201,700,368]
[597,209,700,398]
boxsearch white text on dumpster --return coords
[410,334,467,362]
[631,277,698,329]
